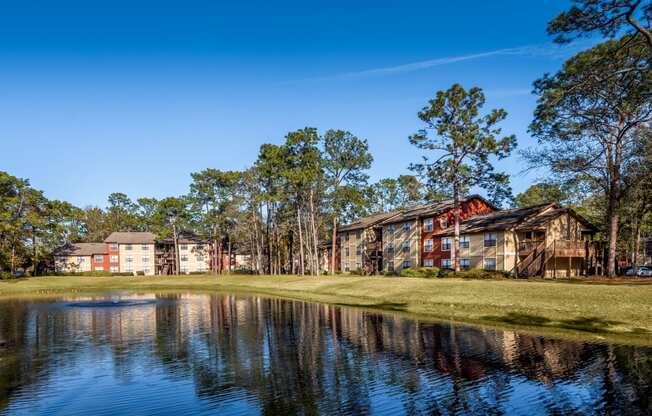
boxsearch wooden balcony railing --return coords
[551,240,587,257]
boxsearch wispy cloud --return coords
[281,42,590,85]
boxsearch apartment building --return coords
[334,210,402,273]
[156,233,211,274]
[434,203,599,277]
[54,243,108,273]
[105,232,157,275]
[381,196,496,272]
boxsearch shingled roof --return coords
[158,231,208,244]
[433,202,574,236]
[338,210,403,233]
[104,232,156,244]
[54,243,106,257]
[379,194,496,226]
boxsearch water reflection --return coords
[0,294,650,415]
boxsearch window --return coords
[95,266,104,271]
[355,262,361,270]
[484,233,497,247]
[484,258,497,270]
[442,259,452,269]
[180,244,188,251]
[142,256,150,263]
[387,243,394,254]
[58,256,66,263]
[356,231,362,240]
[387,261,394,272]
[110,266,119,273]
[403,260,411,269]
[344,264,350,272]
[424,218,433,232]
[402,222,411,232]
[356,246,362,256]
[125,244,133,251]
[125,265,133,273]
[181,266,188,273]
[180,255,188,262]
[141,244,149,251]
[196,255,204,262]
[126,256,133,263]
[424,259,434,267]
[196,244,204,251]
[143,268,151,274]
[345,233,350,242]
[441,237,452,251]
[460,258,471,269]
[460,236,470,249]
[424,239,433,252]
[77,256,85,263]
[198,265,206,272]
[387,224,395,234]
[439,218,448,228]
[345,248,350,257]
[95,255,104,263]
[401,241,410,253]
[110,255,119,263]
[110,243,118,251]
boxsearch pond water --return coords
[0,293,650,415]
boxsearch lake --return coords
[0,293,650,415]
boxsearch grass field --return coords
[1,274,651,345]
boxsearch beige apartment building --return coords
[434,203,599,277]
[105,232,157,275]
[54,243,107,273]
[380,213,421,272]
[178,237,210,274]
[337,210,401,273]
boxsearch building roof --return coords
[54,242,106,257]
[379,194,496,226]
[434,203,596,236]
[158,232,208,245]
[104,232,156,244]
[338,210,403,233]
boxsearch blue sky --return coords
[0,0,587,207]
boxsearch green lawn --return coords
[1,274,651,345]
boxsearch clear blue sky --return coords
[0,0,586,207]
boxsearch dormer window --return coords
[439,218,448,229]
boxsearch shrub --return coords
[136,271,145,276]
[438,268,510,279]
[399,267,440,278]
[0,271,14,280]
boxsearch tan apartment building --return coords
[105,232,157,275]
[380,196,496,272]
[156,232,211,274]
[54,243,108,273]
[336,210,402,273]
[434,203,599,277]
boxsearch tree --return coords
[513,183,569,208]
[548,0,652,50]
[189,169,242,275]
[106,192,138,232]
[152,197,191,275]
[323,130,373,274]
[527,37,652,277]
[369,175,424,213]
[409,84,516,272]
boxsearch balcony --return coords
[518,240,545,255]
[550,240,587,258]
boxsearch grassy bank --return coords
[1,274,651,345]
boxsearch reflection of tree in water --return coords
[0,295,651,415]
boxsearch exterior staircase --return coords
[516,241,550,278]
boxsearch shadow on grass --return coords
[481,312,646,334]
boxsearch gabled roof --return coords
[104,232,156,244]
[338,210,403,233]
[54,243,106,257]
[434,202,596,236]
[379,194,497,226]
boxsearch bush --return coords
[399,267,440,278]
[50,271,134,277]
[439,268,510,279]
[0,271,14,280]
[136,271,145,276]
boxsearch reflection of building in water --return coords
[0,295,650,415]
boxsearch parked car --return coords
[624,267,638,276]
[637,266,652,277]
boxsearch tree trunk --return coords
[310,189,320,276]
[331,216,337,275]
[172,223,180,275]
[227,237,232,274]
[297,208,305,275]
[452,181,461,272]
[607,139,622,278]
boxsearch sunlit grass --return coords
[1,274,651,345]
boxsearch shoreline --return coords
[1,274,651,346]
